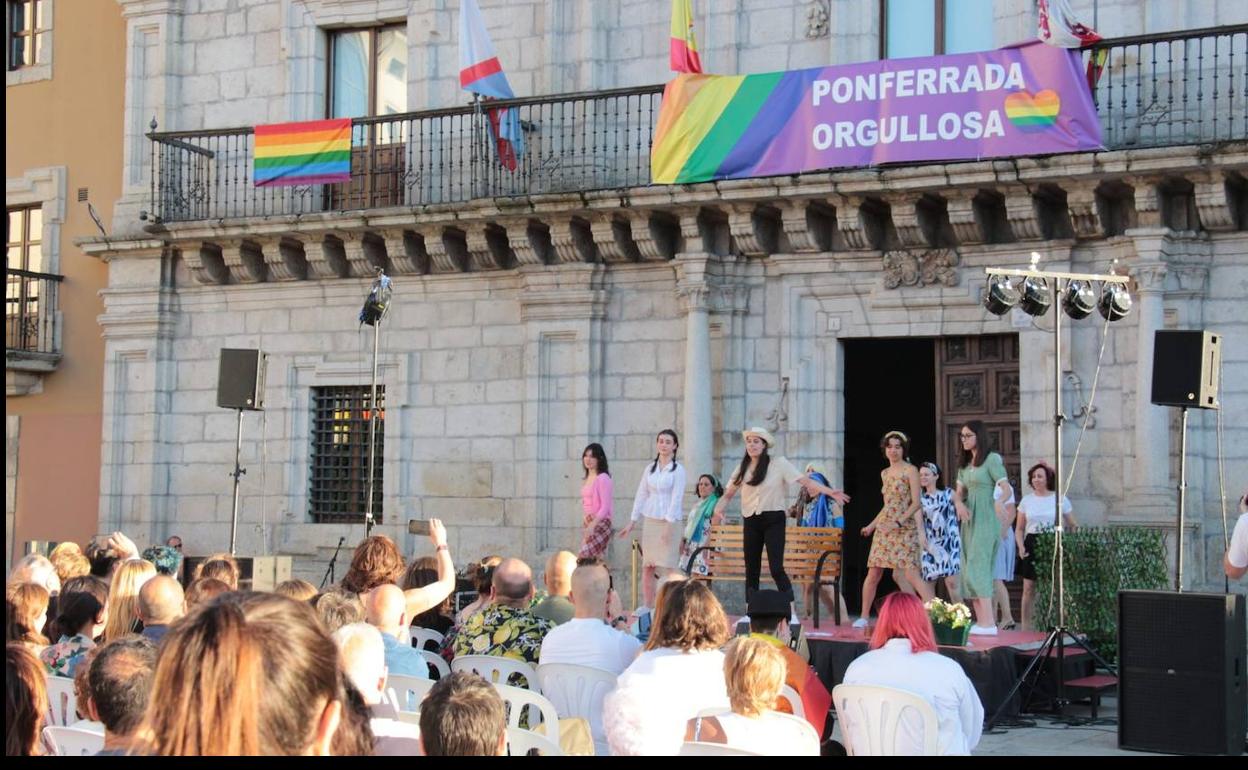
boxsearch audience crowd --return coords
[6,522,983,756]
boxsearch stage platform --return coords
[741,617,1065,719]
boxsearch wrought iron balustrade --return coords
[5,267,62,356]
[147,26,1246,224]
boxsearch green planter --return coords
[933,622,970,647]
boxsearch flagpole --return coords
[471,94,482,199]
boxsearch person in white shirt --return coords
[1224,491,1248,580]
[992,479,1018,631]
[1015,462,1076,631]
[684,636,820,755]
[603,579,732,755]
[333,622,423,757]
[618,429,687,609]
[841,592,984,755]
[539,561,642,754]
[715,427,850,617]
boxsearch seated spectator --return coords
[402,556,454,638]
[49,542,91,585]
[70,645,102,728]
[841,592,984,755]
[454,555,502,624]
[141,545,182,577]
[365,584,428,679]
[6,643,49,756]
[86,637,158,755]
[449,558,554,678]
[532,551,577,625]
[334,622,422,756]
[165,536,185,581]
[603,578,731,755]
[744,589,831,737]
[345,521,456,624]
[7,553,61,595]
[684,637,819,755]
[315,587,366,635]
[138,575,185,644]
[419,672,507,757]
[139,592,343,755]
[274,579,319,602]
[184,578,230,610]
[332,676,377,757]
[104,559,156,642]
[193,555,240,591]
[166,535,183,551]
[6,582,50,654]
[86,532,139,578]
[629,567,685,643]
[40,575,109,677]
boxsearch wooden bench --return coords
[685,524,843,628]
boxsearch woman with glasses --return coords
[954,421,1008,635]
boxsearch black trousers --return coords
[743,510,793,602]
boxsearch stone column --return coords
[676,254,714,482]
[1127,238,1173,519]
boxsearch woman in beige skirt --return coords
[619,429,687,609]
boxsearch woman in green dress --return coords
[954,420,1008,636]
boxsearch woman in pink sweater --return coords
[579,443,615,559]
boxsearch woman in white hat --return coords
[714,427,850,611]
[619,429,687,609]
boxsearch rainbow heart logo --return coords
[1004,89,1061,131]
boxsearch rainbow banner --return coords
[652,42,1101,185]
[254,118,353,187]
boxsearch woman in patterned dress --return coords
[579,443,615,560]
[918,461,962,603]
[855,431,933,629]
[955,420,1008,635]
[680,474,723,577]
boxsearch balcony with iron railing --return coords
[145,26,1246,225]
[6,267,63,393]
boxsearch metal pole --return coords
[1176,407,1189,591]
[364,318,381,539]
[1053,277,1065,630]
[229,408,245,555]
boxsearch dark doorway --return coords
[842,337,937,617]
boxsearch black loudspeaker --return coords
[216,348,266,410]
[181,555,292,591]
[1151,330,1221,409]
[1118,590,1246,755]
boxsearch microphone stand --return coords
[321,536,347,590]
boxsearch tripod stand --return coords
[984,266,1126,727]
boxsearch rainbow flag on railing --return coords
[253,118,352,187]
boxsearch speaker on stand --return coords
[216,348,267,555]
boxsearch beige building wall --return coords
[6,0,125,567]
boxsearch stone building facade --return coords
[86,0,1247,595]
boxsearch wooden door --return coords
[935,334,1021,491]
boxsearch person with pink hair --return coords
[841,593,983,755]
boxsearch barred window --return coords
[310,385,384,523]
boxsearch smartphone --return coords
[407,519,431,536]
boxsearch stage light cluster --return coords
[983,273,1132,322]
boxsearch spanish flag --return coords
[669,0,702,74]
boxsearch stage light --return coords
[983,275,1019,316]
[1019,276,1052,316]
[1098,282,1132,321]
[1062,280,1097,319]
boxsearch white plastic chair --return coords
[765,710,822,755]
[778,683,805,719]
[494,682,561,745]
[386,673,436,713]
[535,663,617,755]
[419,649,450,680]
[42,726,104,756]
[45,675,78,727]
[451,654,540,692]
[832,683,940,756]
[506,726,564,756]
[678,741,762,756]
[410,627,445,651]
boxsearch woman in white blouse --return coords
[1016,461,1076,631]
[715,427,849,614]
[841,592,984,755]
[619,429,687,609]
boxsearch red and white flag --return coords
[1037,0,1102,47]
[459,0,523,170]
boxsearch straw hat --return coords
[742,426,776,448]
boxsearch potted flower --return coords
[925,597,973,646]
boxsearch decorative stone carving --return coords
[1128,177,1163,229]
[881,248,960,289]
[265,238,308,281]
[463,223,512,270]
[589,213,640,263]
[424,228,462,274]
[633,211,678,261]
[220,240,267,283]
[779,199,833,253]
[334,233,373,277]
[1066,183,1103,239]
[944,190,985,245]
[1194,174,1236,231]
[379,229,426,275]
[805,0,830,38]
[950,374,984,410]
[726,204,779,257]
[889,194,929,248]
[1132,262,1168,293]
[831,195,871,250]
[501,218,551,266]
[549,216,595,264]
[186,242,229,284]
[1002,187,1043,240]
